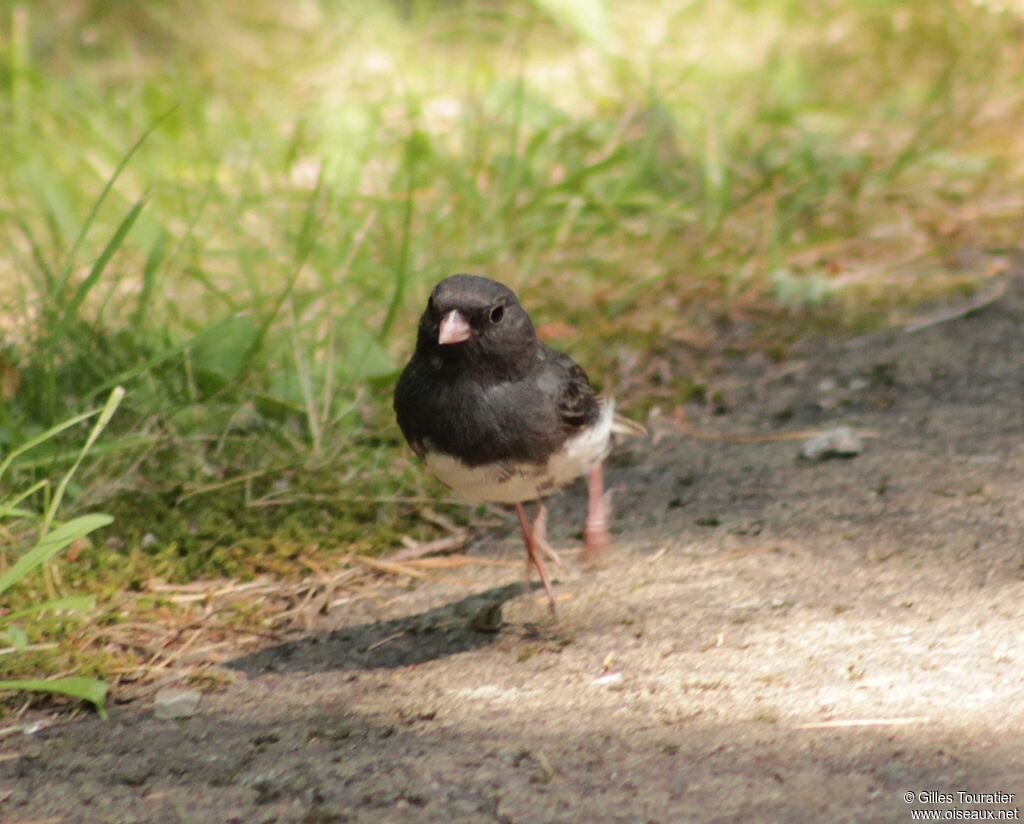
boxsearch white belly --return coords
[423,402,614,504]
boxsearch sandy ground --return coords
[3,276,1023,824]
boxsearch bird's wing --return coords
[537,346,647,438]
[537,346,602,433]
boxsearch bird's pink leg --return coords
[516,502,558,616]
[583,463,610,559]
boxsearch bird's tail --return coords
[601,396,647,438]
[611,413,647,438]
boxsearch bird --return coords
[393,274,642,615]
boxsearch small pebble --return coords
[800,426,863,461]
[451,798,480,815]
[154,687,201,719]
[469,602,504,633]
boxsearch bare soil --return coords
[4,277,1023,824]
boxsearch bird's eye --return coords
[490,304,505,324]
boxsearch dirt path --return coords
[5,277,1024,824]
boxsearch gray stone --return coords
[154,687,201,719]
[800,426,863,461]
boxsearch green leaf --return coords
[342,327,397,381]
[0,677,108,717]
[263,371,307,410]
[189,313,259,392]
[1,626,28,649]
[0,514,113,597]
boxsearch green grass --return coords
[1,0,1023,709]
[0,387,123,714]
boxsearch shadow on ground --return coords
[229,583,523,673]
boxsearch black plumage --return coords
[394,274,625,614]
[395,277,600,467]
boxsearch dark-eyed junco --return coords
[394,274,642,614]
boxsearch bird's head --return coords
[415,274,538,374]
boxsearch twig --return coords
[246,493,479,508]
[685,545,782,571]
[901,278,1007,334]
[176,469,273,504]
[365,631,407,652]
[417,507,462,533]
[351,556,433,580]
[795,717,929,729]
[675,426,879,444]
[403,554,518,569]
[389,532,468,561]
[0,719,55,738]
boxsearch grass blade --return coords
[132,229,167,331]
[0,513,113,597]
[42,386,125,532]
[379,131,423,337]
[0,407,105,485]
[9,435,158,473]
[52,108,175,300]
[0,478,49,519]
[240,168,329,388]
[12,216,55,293]
[60,195,147,330]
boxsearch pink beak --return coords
[438,309,471,345]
